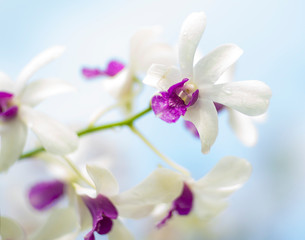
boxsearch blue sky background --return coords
[0,0,304,239]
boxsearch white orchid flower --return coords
[0,46,79,172]
[154,156,252,228]
[82,26,176,106]
[72,163,183,240]
[143,12,272,153]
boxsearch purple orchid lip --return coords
[0,91,18,120]
[157,183,193,228]
[151,79,199,123]
[82,194,118,240]
[82,60,125,79]
[28,180,65,211]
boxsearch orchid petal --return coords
[114,168,183,218]
[30,207,78,240]
[108,220,134,240]
[19,78,75,107]
[0,119,27,172]
[143,64,181,91]
[194,44,243,85]
[86,164,119,197]
[0,72,15,92]
[216,64,235,84]
[0,216,25,240]
[208,80,272,116]
[130,26,162,69]
[20,106,78,155]
[179,12,206,78]
[101,68,132,99]
[228,109,258,146]
[194,156,252,199]
[16,46,65,93]
[184,98,218,154]
[136,43,176,73]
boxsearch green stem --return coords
[19,106,152,159]
[129,125,190,176]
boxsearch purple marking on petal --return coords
[82,68,105,79]
[187,89,199,107]
[157,183,193,228]
[82,194,118,238]
[152,78,200,123]
[0,91,13,100]
[214,102,225,113]
[1,106,18,120]
[184,120,200,138]
[104,60,125,77]
[28,180,65,211]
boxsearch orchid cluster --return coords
[0,12,271,240]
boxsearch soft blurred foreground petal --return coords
[228,109,258,146]
[0,119,27,172]
[143,64,181,91]
[20,106,78,155]
[19,78,75,107]
[194,44,243,85]
[194,156,252,199]
[114,168,183,218]
[16,46,65,93]
[29,207,78,240]
[184,99,218,154]
[179,12,206,78]
[0,72,15,92]
[86,164,119,197]
[108,220,134,240]
[0,216,25,240]
[210,80,272,116]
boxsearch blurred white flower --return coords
[154,156,252,228]
[0,46,78,172]
[143,12,272,153]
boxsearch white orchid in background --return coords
[153,156,252,229]
[82,26,176,114]
[143,12,272,153]
[0,46,79,172]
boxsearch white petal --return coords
[101,68,132,99]
[16,46,65,93]
[184,98,218,154]
[30,207,78,240]
[209,80,272,116]
[0,119,27,172]
[130,26,162,68]
[113,168,183,218]
[228,109,258,146]
[0,71,15,92]
[194,44,243,86]
[143,64,181,91]
[216,63,235,84]
[19,78,75,107]
[20,106,78,155]
[192,197,228,220]
[194,156,252,199]
[86,163,119,197]
[0,216,25,240]
[108,220,134,240]
[179,12,206,78]
[135,42,176,73]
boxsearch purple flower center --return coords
[82,194,118,240]
[0,91,18,120]
[28,180,65,211]
[82,60,125,79]
[151,79,199,123]
[157,183,193,228]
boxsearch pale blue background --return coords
[0,0,304,239]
